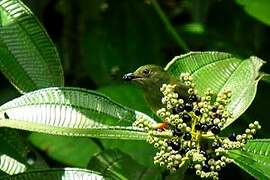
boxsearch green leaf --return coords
[0,128,47,175]
[88,149,161,180]
[0,87,155,140]
[98,85,158,167]
[0,0,64,93]
[0,129,49,175]
[29,133,100,167]
[228,139,270,179]
[236,0,270,26]
[98,84,153,117]
[165,51,264,128]
[0,154,26,175]
[101,140,156,168]
[0,168,104,180]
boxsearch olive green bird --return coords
[123,65,189,112]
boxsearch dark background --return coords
[1,0,270,179]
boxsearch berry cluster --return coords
[133,73,261,180]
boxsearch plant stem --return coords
[150,0,190,52]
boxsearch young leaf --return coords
[0,87,155,140]
[0,168,104,180]
[228,139,270,179]
[0,0,64,93]
[165,52,264,128]
[87,149,161,180]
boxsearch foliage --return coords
[0,0,269,179]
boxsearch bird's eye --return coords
[143,69,150,74]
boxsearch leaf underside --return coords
[0,87,153,140]
[0,168,104,180]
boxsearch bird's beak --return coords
[123,73,141,81]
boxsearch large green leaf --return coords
[0,0,64,93]
[228,139,270,179]
[165,52,264,128]
[236,0,270,26]
[0,128,48,175]
[0,87,155,140]
[0,128,47,171]
[29,133,100,167]
[0,168,104,180]
[88,149,161,180]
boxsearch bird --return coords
[123,64,189,113]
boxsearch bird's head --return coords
[123,65,170,88]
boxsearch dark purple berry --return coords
[228,132,237,141]
[211,125,221,134]
[201,124,209,132]
[212,106,218,112]
[172,105,184,114]
[182,113,191,123]
[194,109,202,116]
[183,132,192,141]
[166,140,173,146]
[195,123,202,130]
[173,128,183,137]
[189,95,197,102]
[179,147,190,155]
[184,103,193,112]
[171,141,181,151]
[202,164,210,172]
[211,142,220,150]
